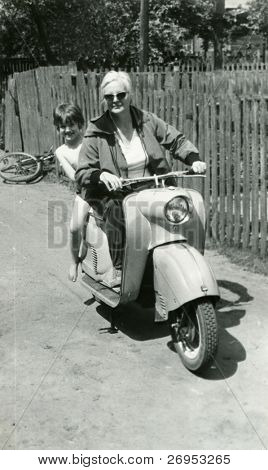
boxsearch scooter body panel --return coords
[119,187,205,303]
[136,187,206,253]
[153,243,220,321]
[81,193,152,304]
[81,185,219,314]
[119,193,151,303]
[81,214,113,280]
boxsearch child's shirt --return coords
[55,143,82,170]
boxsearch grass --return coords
[206,240,268,277]
[43,168,76,192]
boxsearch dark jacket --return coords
[75,105,200,199]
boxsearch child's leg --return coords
[69,195,89,281]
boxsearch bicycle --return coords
[0,146,55,183]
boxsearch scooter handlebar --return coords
[121,169,206,186]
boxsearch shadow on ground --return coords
[84,278,253,380]
[84,285,170,341]
[202,279,253,380]
[96,301,170,341]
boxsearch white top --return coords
[55,143,82,170]
[116,129,150,178]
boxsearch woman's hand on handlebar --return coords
[99,171,123,191]
[191,161,206,174]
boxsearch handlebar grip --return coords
[186,168,206,176]
[186,168,195,175]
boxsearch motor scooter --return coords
[81,170,220,373]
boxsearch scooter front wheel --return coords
[169,299,218,373]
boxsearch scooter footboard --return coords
[153,243,220,321]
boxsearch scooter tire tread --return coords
[170,299,218,374]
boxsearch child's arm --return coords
[56,151,75,181]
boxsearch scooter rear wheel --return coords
[169,299,218,373]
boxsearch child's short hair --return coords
[53,103,85,129]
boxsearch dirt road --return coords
[0,180,268,450]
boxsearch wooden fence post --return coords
[233,96,242,247]
[226,95,233,245]
[203,95,211,241]
[251,98,260,254]
[260,98,267,258]
[242,98,251,249]
[218,95,226,244]
[210,95,219,241]
[4,75,22,152]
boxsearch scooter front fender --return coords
[153,243,220,321]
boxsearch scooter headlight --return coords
[165,196,191,224]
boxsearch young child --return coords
[53,103,89,282]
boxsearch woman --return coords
[75,71,206,283]
[53,103,89,282]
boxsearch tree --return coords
[148,0,218,63]
[0,0,62,62]
[0,0,111,64]
[27,0,58,64]
[247,0,268,39]
[0,0,141,67]
[0,0,260,68]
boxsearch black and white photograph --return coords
[0,0,268,464]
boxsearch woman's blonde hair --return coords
[100,71,132,99]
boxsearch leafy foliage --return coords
[246,0,268,39]
[0,0,141,66]
[0,0,266,67]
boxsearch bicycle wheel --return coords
[0,152,42,182]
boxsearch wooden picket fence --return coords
[3,65,268,257]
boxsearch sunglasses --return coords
[104,92,127,102]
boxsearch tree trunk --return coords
[29,1,58,65]
[213,0,225,69]
[213,28,223,69]
[139,0,149,71]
